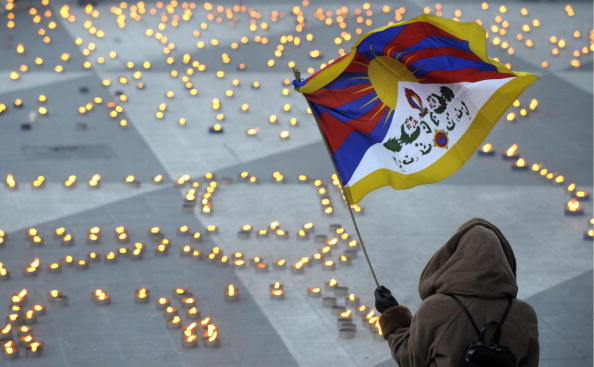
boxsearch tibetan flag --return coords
[294,15,537,204]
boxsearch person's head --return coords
[419,218,517,300]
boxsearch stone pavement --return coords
[0,0,592,366]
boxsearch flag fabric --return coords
[294,14,537,204]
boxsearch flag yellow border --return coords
[296,14,524,95]
[342,74,538,204]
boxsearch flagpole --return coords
[293,67,380,288]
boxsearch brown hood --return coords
[418,218,518,300]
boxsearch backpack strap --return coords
[447,294,482,340]
[491,297,513,344]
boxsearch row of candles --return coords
[2,289,45,359]
[479,143,592,239]
[307,278,383,340]
[0,223,360,280]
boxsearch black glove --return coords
[375,285,398,313]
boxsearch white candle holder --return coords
[346,294,360,307]
[48,291,68,306]
[135,289,150,304]
[307,287,322,297]
[322,297,336,307]
[225,285,239,302]
[339,327,356,339]
[333,286,348,297]
[270,289,285,300]
[314,234,328,243]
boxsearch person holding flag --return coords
[294,14,539,367]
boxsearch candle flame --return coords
[567,199,581,211]
[505,144,518,156]
[227,285,236,296]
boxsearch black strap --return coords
[492,297,513,344]
[447,294,482,339]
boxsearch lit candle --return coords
[23,310,36,325]
[156,297,170,310]
[325,278,339,291]
[564,199,584,216]
[47,290,67,306]
[135,288,150,304]
[182,334,198,348]
[269,282,285,300]
[512,157,528,170]
[32,304,45,316]
[307,287,322,297]
[104,251,118,263]
[356,305,369,315]
[202,324,220,347]
[186,306,201,319]
[2,340,19,359]
[322,260,336,270]
[93,289,111,305]
[573,190,590,201]
[346,293,360,307]
[180,297,196,309]
[502,144,519,160]
[0,324,12,341]
[337,309,355,328]
[76,259,89,270]
[26,341,43,357]
[163,306,179,319]
[291,261,304,274]
[166,315,182,329]
[273,259,287,269]
[255,263,269,273]
[173,288,190,300]
[238,224,252,239]
[225,285,239,302]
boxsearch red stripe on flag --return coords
[384,22,464,57]
[318,101,387,152]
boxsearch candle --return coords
[16,325,30,337]
[186,306,201,319]
[182,334,198,348]
[156,297,170,310]
[307,287,322,297]
[325,278,339,291]
[512,157,528,170]
[202,324,220,347]
[273,259,287,269]
[256,228,269,238]
[32,304,45,316]
[23,310,36,325]
[180,245,193,257]
[76,259,89,270]
[173,288,189,299]
[356,305,369,315]
[337,309,354,328]
[322,297,337,307]
[565,198,584,216]
[163,306,179,319]
[232,259,246,269]
[346,293,360,307]
[87,251,100,263]
[291,261,305,274]
[573,190,590,201]
[502,144,519,160]
[478,143,495,156]
[18,334,33,347]
[2,340,19,359]
[0,266,9,280]
[166,315,182,329]
[180,297,196,309]
[238,224,252,239]
[93,289,111,305]
[0,324,12,341]
[6,314,20,325]
[255,263,269,273]
[135,288,150,304]
[26,341,43,357]
[333,286,348,297]
[584,228,594,241]
[104,251,118,263]
[339,327,356,339]
[322,260,336,270]
[314,234,328,244]
[225,284,239,301]
[48,290,68,306]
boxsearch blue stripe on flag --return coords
[313,93,382,123]
[397,36,472,54]
[333,111,392,184]
[410,56,497,76]
[356,25,405,59]
[324,73,370,90]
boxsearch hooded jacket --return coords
[379,218,539,367]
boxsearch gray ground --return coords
[0,0,592,366]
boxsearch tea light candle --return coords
[180,297,196,309]
[48,290,68,306]
[135,288,150,304]
[32,305,45,316]
[180,245,193,257]
[331,305,347,314]
[512,158,528,170]
[225,284,239,301]
[356,305,369,315]
[238,224,252,239]
[325,278,339,291]
[0,324,12,341]
[346,293,360,307]
[23,310,37,325]
[26,341,43,357]
[307,287,322,297]
[76,259,89,270]
[18,334,33,347]
[337,309,354,328]
[478,143,495,156]
[573,190,590,201]
[0,267,9,280]
[104,252,118,263]
[2,340,19,359]
[232,259,246,269]
[202,324,220,347]
[270,288,285,300]
[273,259,287,269]
[186,306,201,319]
[173,288,190,299]
[314,234,328,243]
[16,325,30,337]
[333,286,348,297]
[256,229,269,238]
[182,334,198,348]
[502,144,519,160]
[156,297,170,310]
[322,297,337,307]
[163,306,179,319]
[291,261,305,274]
[565,198,584,216]
[6,314,21,325]
[93,289,111,305]
[255,263,269,273]
[167,315,182,329]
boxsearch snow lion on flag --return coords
[294,15,537,204]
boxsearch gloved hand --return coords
[375,285,398,313]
